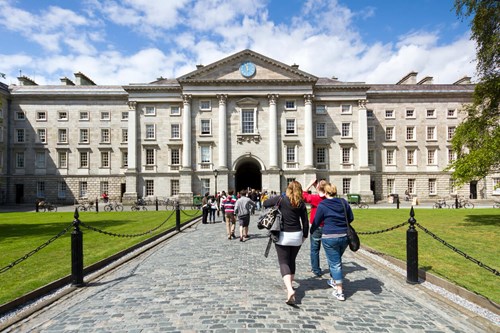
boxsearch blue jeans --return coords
[310,227,323,275]
[322,236,348,284]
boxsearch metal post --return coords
[155,197,159,211]
[175,201,181,231]
[406,207,418,284]
[95,197,99,213]
[35,199,39,212]
[396,195,400,209]
[71,208,84,286]
[455,195,459,209]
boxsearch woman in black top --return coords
[263,180,309,305]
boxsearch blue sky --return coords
[0,0,475,85]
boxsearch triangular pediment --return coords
[177,49,317,84]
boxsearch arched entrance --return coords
[235,161,262,192]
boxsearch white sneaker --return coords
[327,278,337,288]
[332,290,345,301]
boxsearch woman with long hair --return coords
[263,181,309,305]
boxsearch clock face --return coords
[240,61,256,78]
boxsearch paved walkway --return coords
[2,214,497,332]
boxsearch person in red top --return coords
[303,178,328,277]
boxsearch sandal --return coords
[286,292,295,306]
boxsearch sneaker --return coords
[327,279,337,288]
[332,290,345,301]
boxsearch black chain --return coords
[180,207,202,217]
[0,223,73,274]
[416,222,499,276]
[357,221,409,235]
[80,210,175,238]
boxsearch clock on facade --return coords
[239,61,256,78]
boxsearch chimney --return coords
[60,77,75,86]
[453,76,472,85]
[18,76,38,86]
[291,64,299,69]
[396,71,418,85]
[74,72,96,86]
[417,76,433,85]
[196,64,204,69]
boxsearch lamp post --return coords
[279,169,284,194]
[213,169,218,196]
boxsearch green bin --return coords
[193,195,203,208]
[347,194,361,204]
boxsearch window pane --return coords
[242,110,254,134]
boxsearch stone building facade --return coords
[0,50,498,205]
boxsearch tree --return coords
[447,0,500,187]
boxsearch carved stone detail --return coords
[358,99,367,109]
[127,101,137,110]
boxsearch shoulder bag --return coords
[340,198,360,252]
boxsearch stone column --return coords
[268,94,279,169]
[217,94,228,170]
[304,94,314,169]
[182,94,192,170]
[123,101,138,202]
[358,99,369,168]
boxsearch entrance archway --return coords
[235,161,262,192]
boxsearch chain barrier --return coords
[357,221,409,235]
[179,207,202,217]
[0,223,73,275]
[80,210,176,238]
[415,222,499,276]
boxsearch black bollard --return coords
[175,201,181,231]
[455,195,459,209]
[406,207,418,284]
[396,196,400,209]
[95,198,99,213]
[35,199,39,213]
[71,208,84,286]
[155,197,159,211]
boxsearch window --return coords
[286,119,296,135]
[35,152,46,168]
[341,122,351,137]
[36,111,47,121]
[368,150,375,165]
[145,149,155,166]
[447,109,457,118]
[385,127,394,141]
[79,181,88,198]
[121,111,129,120]
[145,124,156,140]
[200,146,211,165]
[426,109,435,118]
[286,145,296,163]
[101,128,111,143]
[100,181,109,196]
[492,178,500,195]
[367,110,374,118]
[342,147,351,164]
[37,129,47,143]
[406,109,415,118]
[448,149,457,164]
[101,151,110,168]
[427,149,436,165]
[15,152,24,168]
[79,111,89,120]
[171,106,180,115]
[387,179,395,194]
[426,126,436,140]
[79,129,89,143]
[58,182,67,199]
[200,100,211,111]
[201,119,211,135]
[58,111,68,121]
[171,124,180,139]
[122,128,128,142]
[144,106,156,116]
[429,179,437,195]
[315,105,326,114]
[386,149,395,165]
[100,111,110,120]
[171,148,180,166]
[79,151,89,168]
[316,147,326,166]
[201,179,210,195]
[16,112,25,120]
[408,179,416,195]
[341,105,352,114]
[447,126,455,140]
[241,109,255,134]
[37,181,45,198]
[367,126,375,141]
[406,126,415,140]
[145,180,154,196]
[342,178,351,195]
[58,151,67,168]
[171,179,180,196]
[58,129,68,143]
[122,151,128,168]
[406,149,416,165]
[285,100,296,110]
[16,129,25,143]
[385,110,394,118]
[316,123,326,138]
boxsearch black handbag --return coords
[340,198,360,252]
[257,197,282,230]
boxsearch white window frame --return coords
[16,129,25,143]
[122,151,128,168]
[429,179,437,195]
[492,178,500,195]
[58,128,68,144]
[284,100,296,111]
[386,149,395,165]
[200,119,212,136]
[341,104,352,114]
[385,110,394,119]
[79,181,88,199]
[385,127,395,141]
[170,105,181,116]
[121,111,129,120]
[101,128,111,143]
[316,147,327,167]
[79,128,90,143]
[15,152,24,168]
[37,181,45,198]
[447,126,456,140]
[37,128,47,144]
[341,122,351,138]
[35,151,46,169]
[387,179,395,194]
[406,149,416,165]
[342,178,351,195]
[408,179,416,195]
[145,179,155,196]
[16,111,25,120]
[58,181,67,199]
[447,109,457,118]
[366,110,374,118]
[200,100,211,111]
[100,111,110,120]
[170,148,180,167]
[406,126,415,141]
[101,151,110,168]
[285,145,298,167]
[406,109,415,118]
[171,179,180,196]
[316,122,327,138]
[240,108,257,134]
[367,126,375,141]
[426,126,436,141]
[79,111,89,121]
[144,106,156,116]
[79,151,89,168]
[341,147,352,164]
[36,111,47,121]
[427,149,436,165]
[315,104,326,114]
[200,145,212,168]
[122,128,128,143]
[58,151,68,168]
[58,111,68,121]
[448,149,457,164]
[145,148,156,166]
[368,150,375,165]
[145,124,156,140]
[171,123,181,139]
[426,109,436,118]
[285,118,297,135]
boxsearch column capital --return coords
[127,101,137,110]
[304,94,314,104]
[358,99,368,109]
[217,94,227,104]
[267,94,279,104]
[182,94,192,104]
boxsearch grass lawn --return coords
[0,208,498,306]
[0,210,200,306]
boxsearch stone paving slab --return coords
[2,215,495,332]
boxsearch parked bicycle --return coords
[104,201,124,212]
[493,201,500,209]
[164,198,177,210]
[38,201,58,212]
[451,196,475,209]
[349,201,369,209]
[433,198,450,209]
[131,201,148,211]
[77,201,94,212]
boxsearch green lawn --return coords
[0,208,498,306]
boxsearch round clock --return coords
[240,61,256,78]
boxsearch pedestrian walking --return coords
[209,195,218,223]
[222,190,237,239]
[234,189,255,242]
[201,192,209,224]
[263,180,309,306]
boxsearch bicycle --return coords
[451,196,475,209]
[104,201,124,212]
[349,201,369,209]
[493,202,500,208]
[433,198,450,209]
[77,201,94,212]
[39,201,58,212]
[131,202,148,211]
[164,198,177,210]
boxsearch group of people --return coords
[200,178,355,305]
